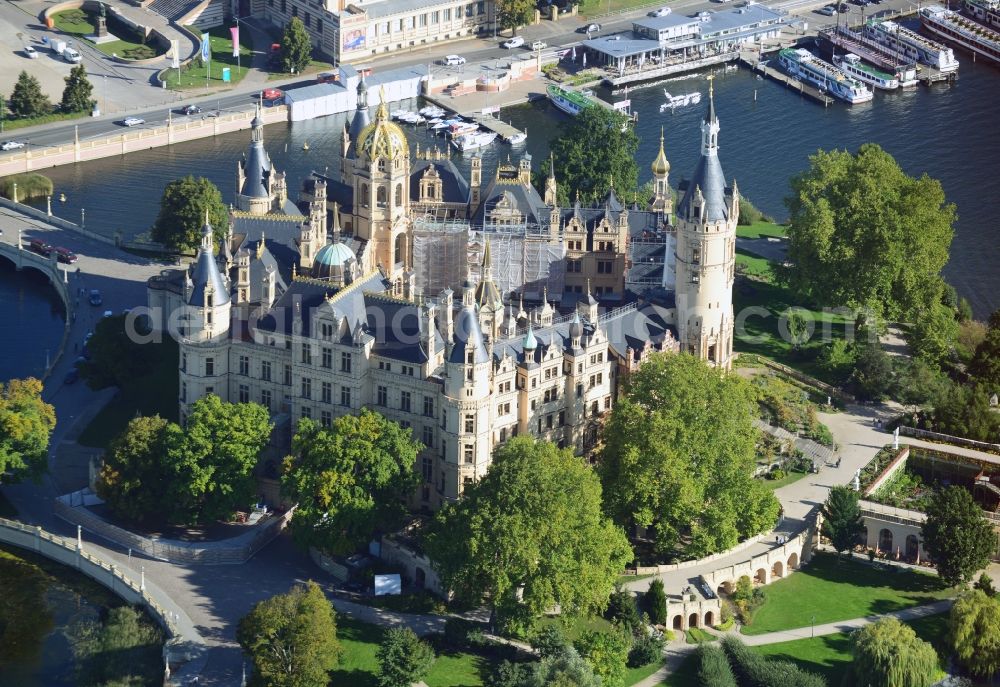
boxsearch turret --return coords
[184,215,231,344]
[470,154,482,208]
[650,127,672,217]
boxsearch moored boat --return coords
[864,18,960,72]
[833,53,900,90]
[451,131,498,151]
[920,4,1000,65]
[778,48,874,104]
[547,84,593,117]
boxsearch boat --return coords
[451,131,498,151]
[59,193,66,202]
[660,90,702,110]
[864,19,959,72]
[431,122,450,130]
[302,141,310,151]
[833,53,900,90]
[920,4,1000,65]
[547,84,593,117]
[446,122,479,138]
[778,48,874,104]
[506,132,527,145]
[963,0,1000,31]
[819,26,920,88]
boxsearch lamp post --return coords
[81,208,86,227]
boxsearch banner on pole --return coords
[230,26,239,57]
[201,32,210,61]
[170,39,180,68]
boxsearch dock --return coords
[739,51,834,107]
[467,113,526,143]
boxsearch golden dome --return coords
[357,89,409,161]
[651,127,670,176]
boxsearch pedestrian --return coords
[775,535,779,544]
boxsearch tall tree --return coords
[0,378,56,484]
[151,175,228,253]
[850,617,938,687]
[282,409,422,555]
[8,71,50,118]
[280,17,312,74]
[547,105,639,205]
[783,144,955,323]
[574,626,631,687]
[425,437,632,634]
[599,353,779,559]
[849,337,894,402]
[77,314,153,390]
[907,294,958,367]
[921,486,995,587]
[950,589,1000,678]
[821,486,865,556]
[60,64,93,113]
[495,0,535,33]
[96,415,179,524]
[175,394,273,522]
[645,579,667,626]
[375,627,435,687]
[969,310,1000,393]
[237,581,340,687]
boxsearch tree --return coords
[907,297,958,367]
[0,378,56,484]
[496,0,535,33]
[921,486,995,587]
[376,627,435,687]
[970,310,1000,393]
[151,175,228,252]
[598,353,779,559]
[532,624,570,659]
[425,437,632,634]
[8,71,50,118]
[60,64,93,113]
[237,581,340,687]
[849,337,894,402]
[698,644,737,687]
[950,589,1000,678]
[645,579,667,626]
[783,144,955,323]
[892,358,948,412]
[77,314,153,390]
[71,606,164,686]
[96,415,179,524]
[821,486,864,556]
[974,572,997,598]
[849,617,937,687]
[926,381,1000,443]
[173,394,273,522]
[280,17,312,74]
[282,409,422,555]
[574,626,632,687]
[547,106,639,205]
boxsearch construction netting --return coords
[468,230,566,302]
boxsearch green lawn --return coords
[266,58,335,81]
[737,221,788,240]
[1,110,90,131]
[736,248,775,281]
[686,627,718,644]
[617,573,656,586]
[741,552,951,636]
[764,468,809,490]
[77,338,179,448]
[660,652,698,687]
[536,614,613,642]
[578,0,657,17]
[163,26,253,90]
[51,9,161,59]
[625,658,665,685]
[331,617,493,687]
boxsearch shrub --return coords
[645,579,667,626]
[768,469,787,481]
[531,623,569,658]
[722,635,826,687]
[738,196,773,226]
[443,617,484,650]
[731,575,766,626]
[627,631,665,668]
[698,643,737,687]
[0,173,53,201]
[575,627,631,687]
[606,586,641,631]
[376,627,435,687]
[974,573,996,598]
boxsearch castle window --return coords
[321,410,332,428]
[377,385,388,406]
[400,391,411,412]
[261,360,272,381]
[421,456,433,482]
[321,382,332,404]
[559,410,565,426]
[464,414,474,433]
[422,425,434,448]
[423,396,434,417]
[464,445,474,464]
[261,389,272,411]
[340,386,352,407]
[321,348,332,369]
[341,352,352,373]
[302,377,312,399]
[284,365,292,386]
[239,384,249,403]
[377,186,388,208]
[360,183,369,208]
[546,414,553,429]
[207,294,213,308]
[205,357,214,376]
[181,353,187,372]
[378,158,387,172]
[395,183,403,206]
[301,344,312,365]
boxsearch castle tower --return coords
[299,179,328,271]
[650,127,672,218]
[235,104,277,215]
[470,154,482,208]
[474,239,503,340]
[674,77,737,369]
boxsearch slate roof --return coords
[410,159,471,205]
[449,305,489,364]
[473,176,550,229]
[241,142,272,198]
[189,245,230,307]
[676,153,729,223]
[365,293,445,363]
[256,271,389,335]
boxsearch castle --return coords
[147,80,738,507]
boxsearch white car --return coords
[817,4,837,14]
[122,117,145,127]
[1,141,25,151]
[648,6,672,16]
[502,36,525,49]
[531,40,547,50]
[443,54,466,65]
[63,47,82,63]
[23,45,38,59]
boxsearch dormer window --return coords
[206,294,213,308]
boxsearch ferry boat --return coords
[820,26,920,87]
[864,19,960,72]
[963,0,1000,31]
[777,48,874,104]
[920,5,1000,64]
[660,90,702,111]
[833,53,900,90]
[547,84,593,117]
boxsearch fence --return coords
[54,493,294,565]
[0,517,207,685]
[741,353,857,404]
[899,425,1000,455]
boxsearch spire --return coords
[375,85,389,121]
[257,231,266,258]
[651,126,670,176]
[332,201,341,242]
[357,72,368,108]
[549,153,555,179]
[481,238,492,281]
[523,323,537,351]
[200,210,213,253]
[705,74,717,124]
[251,102,263,143]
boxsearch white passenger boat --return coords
[778,48,874,104]
[833,53,900,90]
[865,18,960,72]
[451,131,498,151]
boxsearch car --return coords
[63,369,79,385]
[262,88,283,101]
[102,310,113,319]
[1,141,25,151]
[316,71,340,83]
[53,247,78,264]
[23,45,38,59]
[182,104,201,115]
[648,6,672,16]
[502,36,525,49]
[443,54,466,66]
[530,40,547,50]
[122,117,145,127]
[817,5,837,14]
[62,47,82,64]
[29,238,53,256]
[88,289,102,306]
[578,22,601,33]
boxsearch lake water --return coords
[3,55,999,373]
[0,260,66,383]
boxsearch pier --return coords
[466,113,527,143]
[739,51,834,107]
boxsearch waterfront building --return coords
[253,0,493,65]
[147,86,740,504]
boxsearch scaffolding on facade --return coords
[411,215,471,298]
[470,229,566,302]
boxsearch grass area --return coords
[1,110,89,131]
[736,248,775,281]
[625,658,665,685]
[51,9,161,59]
[77,338,179,448]
[741,552,951,636]
[660,652,699,687]
[163,26,253,90]
[266,58,336,81]
[331,617,493,687]
[737,221,788,240]
[579,0,657,17]
[764,468,809,490]
[686,627,718,644]
[536,614,613,642]
[617,573,656,585]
